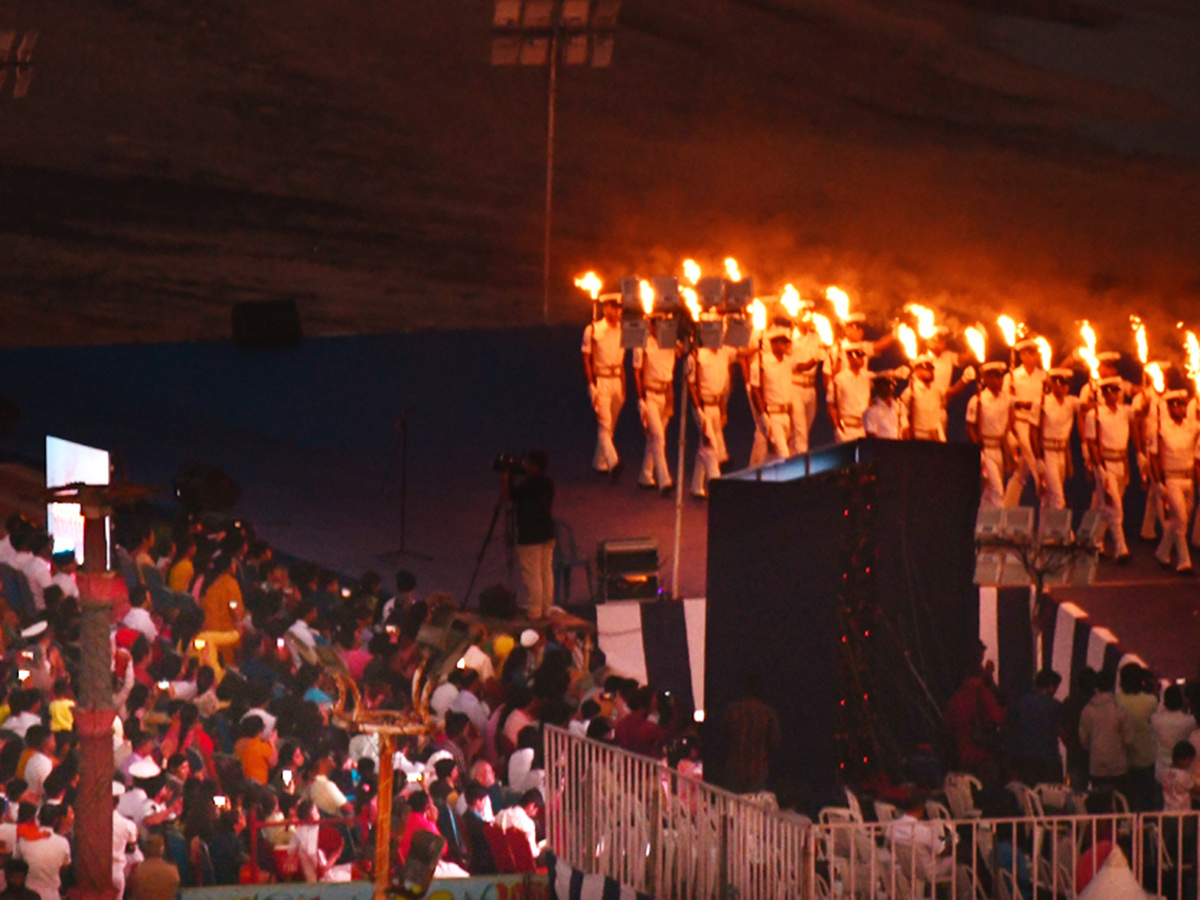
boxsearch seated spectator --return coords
[233,716,276,785]
[494,789,544,865]
[397,791,441,864]
[126,833,180,900]
[1152,685,1196,782]
[462,782,497,874]
[507,726,545,796]
[614,686,668,759]
[1161,741,1199,811]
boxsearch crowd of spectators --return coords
[0,510,701,898]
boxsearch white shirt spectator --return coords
[50,572,78,599]
[6,711,41,740]
[1151,708,1197,779]
[494,804,539,862]
[428,682,460,721]
[117,787,164,829]
[20,830,72,900]
[0,535,17,566]
[122,607,158,644]
[451,689,490,734]
[23,751,54,800]
[507,748,546,796]
[20,555,54,610]
[241,707,277,738]
[309,774,349,816]
[287,619,318,668]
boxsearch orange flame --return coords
[904,303,937,340]
[826,286,850,322]
[780,284,802,319]
[574,271,602,300]
[724,257,742,282]
[1186,331,1200,393]
[1034,336,1053,371]
[681,286,702,322]
[638,280,655,316]
[896,323,918,360]
[683,259,701,286]
[812,313,834,347]
[1144,361,1165,393]
[1130,315,1148,365]
[747,299,767,332]
[1078,320,1100,381]
[964,325,987,363]
[997,316,1017,348]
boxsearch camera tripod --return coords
[460,496,516,611]
[377,407,432,564]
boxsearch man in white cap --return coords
[1085,376,1134,562]
[686,342,738,499]
[582,294,626,476]
[633,319,678,494]
[966,362,1014,508]
[1038,368,1081,513]
[749,326,797,462]
[1149,389,1199,573]
[926,326,969,393]
[863,374,904,439]
[118,759,173,832]
[787,310,825,454]
[829,343,873,443]
[1002,337,1047,506]
[112,782,139,900]
[901,354,973,441]
[826,313,895,379]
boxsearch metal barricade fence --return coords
[545,725,813,899]
[545,727,1199,900]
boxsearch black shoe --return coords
[610,461,625,479]
[1116,553,1132,565]
[1157,557,1173,570]
[1178,565,1195,577]
[638,481,658,490]
[691,491,708,501]
[660,485,675,498]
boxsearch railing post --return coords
[248,808,259,884]
[720,812,730,900]
[646,767,660,897]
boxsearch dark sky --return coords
[0,0,1197,352]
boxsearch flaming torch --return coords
[1186,330,1200,394]
[1078,320,1100,384]
[1131,315,1148,366]
[780,284,802,319]
[896,323,918,361]
[1144,361,1165,394]
[997,315,1017,349]
[1034,336,1053,372]
[747,298,768,333]
[683,259,701,286]
[904,303,937,340]
[826,286,851,322]
[682,286,702,322]
[724,257,742,283]
[574,271,602,300]
[638,279,655,316]
[812,313,834,347]
[965,325,987,363]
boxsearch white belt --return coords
[699,395,722,407]
[842,415,862,427]
[644,383,670,394]
[792,376,816,388]
[595,366,622,377]
[1101,449,1126,462]
[1043,440,1068,452]
[914,429,940,440]
[765,403,790,415]
[982,435,1004,448]
[1164,470,1194,480]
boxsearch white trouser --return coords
[789,384,816,455]
[761,409,791,461]
[692,403,726,496]
[516,539,555,618]
[1041,449,1068,512]
[981,445,1005,508]
[747,385,768,468]
[590,376,624,471]
[1004,419,1038,507]
[637,391,673,488]
[113,866,126,900]
[1140,461,1164,539]
[1094,461,1130,557]
[1157,477,1194,570]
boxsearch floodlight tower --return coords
[491,0,620,326]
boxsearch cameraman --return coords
[502,449,555,621]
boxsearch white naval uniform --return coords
[1085,403,1133,558]
[1039,393,1079,512]
[688,346,736,497]
[1003,365,1047,507]
[966,389,1012,508]
[633,336,677,489]
[583,318,626,472]
[831,366,873,443]
[1149,411,1200,570]
[749,349,794,462]
[863,397,904,439]
[1133,389,1166,540]
[788,329,824,454]
[901,379,948,442]
[931,349,956,393]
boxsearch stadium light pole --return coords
[492,0,620,326]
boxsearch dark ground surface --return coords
[0,330,1194,675]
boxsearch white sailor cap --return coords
[1164,389,1190,402]
[981,361,1008,375]
[766,326,792,342]
[112,781,126,797]
[1014,337,1038,352]
[128,758,162,780]
[913,353,935,368]
[20,620,48,639]
[520,628,540,648]
[843,342,868,356]
[599,292,622,306]
[1095,351,1120,363]
[1098,375,1123,389]
[1048,368,1073,379]
[843,312,866,325]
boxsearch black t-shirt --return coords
[511,474,555,545]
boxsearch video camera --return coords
[492,452,524,475]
